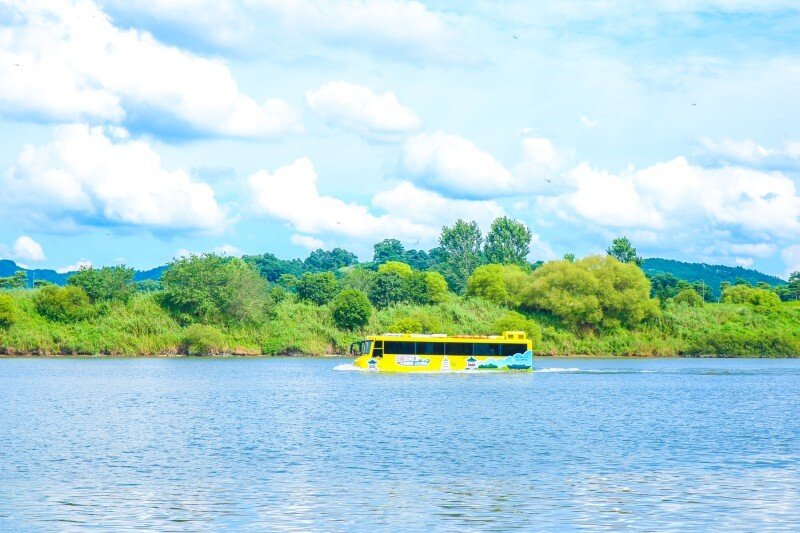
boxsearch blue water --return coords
[1,357,799,531]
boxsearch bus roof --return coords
[365,331,528,342]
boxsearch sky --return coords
[1,0,799,277]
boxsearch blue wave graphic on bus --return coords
[476,350,532,370]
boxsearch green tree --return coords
[0,270,28,289]
[721,285,780,310]
[421,271,449,304]
[378,261,413,277]
[523,256,658,330]
[243,253,303,281]
[0,293,17,328]
[648,272,681,301]
[466,264,507,305]
[135,279,162,293]
[788,271,800,301]
[563,253,576,263]
[466,263,531,307]
[606,237,643,266]
[340,267,376,293]
[403,249,430,270]
[373,239,405,264]
[67,266,135,303]
[33,285,92,322]
[159,254,269,325]
[483,216,532,265]
[673,288,703,307]
[303,248,358,273]
[331,289,373,330]
[296,272,340,305]
[439,219,484,293]
[368,271,408,308]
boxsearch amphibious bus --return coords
[349,331,533,373]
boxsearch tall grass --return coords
[1,290,798,356]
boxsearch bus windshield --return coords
[349,340,372,356]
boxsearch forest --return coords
[1,217,799,357]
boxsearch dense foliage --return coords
[0,294,17,328]
[159,255,269,325]
[331,289,372,330]
[32,285,92,322]
[522,256,659,330]
[67,266,135,303]
[1,221,798,357]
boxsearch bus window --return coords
[384,341,415,354]
[474,343,502,356]
[501,343,527,356]
[416,342,444,355]
[445,343,473,356]
[373,340,383,358]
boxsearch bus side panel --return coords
[358,350,533,372]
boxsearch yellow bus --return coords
[349,331,533,373]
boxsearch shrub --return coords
[67,266,135,303]
[466,264,531,307]
[33,285,92,322]
[331,289,372,330]
[721,285,780,310]
[0,294,17,328]
[296,272,340,305]
[159,255,269,325]
[523,256,659,330]
[182,324,227,355]
[389,311,443,334]
[673,288,703,307]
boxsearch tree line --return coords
[1,218,798,355]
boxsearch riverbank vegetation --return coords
[1,218,798,357]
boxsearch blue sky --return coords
[1,0,799,277]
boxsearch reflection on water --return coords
[1,357,799,530]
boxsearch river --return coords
[1,357,799,531]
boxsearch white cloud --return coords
[403,132,515,199]
[11,236,46,262]
[2,124,228,233]
[372,182,505,229]
[256,0,470,63]
[57,259,92,274]
[99,0,251,50]
[781,245,800,277]
[213,244,243,256]
[248,157,506,246]
[723,243,777,258]
[290,234,325,250]
[696,138,800,170]
[305,82,421,141]
[579,115,598,128]
[98,0,470,63]
[402,132,572,199]
[542,156,800,240]
[0,0,300,139]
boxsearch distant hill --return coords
[0,259,164,286]
[134,265,166,282]
[0,259,69,285]
[2,256,788,296]
[642,258,786,297]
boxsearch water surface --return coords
[1,357,799,531]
